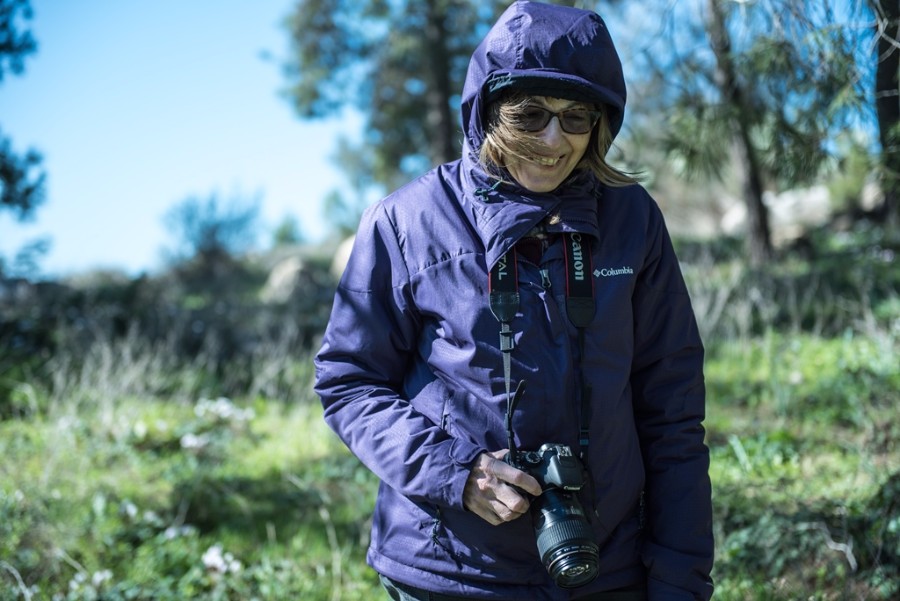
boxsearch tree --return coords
[0,129,44,219]
[869,0,900,226]
[621,0,862,265]
[0,0,35,80]
[705,0,771,264]
[272,214,305,247]
[282,0,511,197]
[0,0,44,223]
[162,193,261,266]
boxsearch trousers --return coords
[380,574,648,601]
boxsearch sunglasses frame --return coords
[516,105,602,135]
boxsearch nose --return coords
[537,116,567,146]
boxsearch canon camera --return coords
[505,443,600,588]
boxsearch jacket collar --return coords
[459,151,602,269]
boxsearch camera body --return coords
[511,443,585,491]
[506,443,600,588]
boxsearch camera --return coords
[506,443,600,588]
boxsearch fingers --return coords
[484,452,543,497]
[463,451,543,525]
[464,479,528,525]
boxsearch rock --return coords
[259,255,308,304]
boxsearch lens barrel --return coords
[532,490,600,588]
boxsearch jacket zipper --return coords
[540,268,551,289]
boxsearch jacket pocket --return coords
[427,504,547,583]
[439,388,508,451]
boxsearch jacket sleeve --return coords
[313,202,484,510]
[631,201,714,601]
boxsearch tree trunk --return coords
[424,0,457,166]
[707,0,772,265]
[873,0,900,227]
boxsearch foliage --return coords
[282,0,510,194]
[0,251,337,419]
[280,0,894,246]
[271,215,305,247]
[0,229,897,599]
[0,0,44,233]
[0,385,381,600]
[0,237,49,279]
[161,193,262,267]
[679,221,899,340]
[603,0,882,265]
[0,0,36,81]
[0,130,44,223]
[705,330,899,599]
[649,0,859,185]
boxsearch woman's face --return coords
[504,96,594,193]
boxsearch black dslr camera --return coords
[505,443,600,588]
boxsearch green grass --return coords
[705,333,899,600]
[1,330,896,600]
[1,224,899,599]
[0,376,382,600]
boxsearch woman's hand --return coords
[463,450,543,525]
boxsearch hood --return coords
[460,0,626,155]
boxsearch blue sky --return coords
[0,0,361,278]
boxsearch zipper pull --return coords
[540,269,552,289]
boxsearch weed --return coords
[0,228,897,599]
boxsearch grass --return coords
[0,370,382,601]
[1,333,896,600]
[704,332,899,600]
[1,229,898,600]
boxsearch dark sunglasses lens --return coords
[519,107,552,132]
[517,107,597,134]
[559,110,594,134]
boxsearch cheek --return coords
[572,137,591,161]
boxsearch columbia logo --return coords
[594,266,634,277]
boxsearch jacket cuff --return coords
[449,437,484,468]
[445,438,485,509]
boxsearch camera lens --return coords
[532,490,599,588]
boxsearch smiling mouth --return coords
[531,155,561,166]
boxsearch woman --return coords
[314,1,714,599]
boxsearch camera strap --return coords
[489,233,596,459]
[488,247,522,460]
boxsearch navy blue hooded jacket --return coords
[314,2,714,599]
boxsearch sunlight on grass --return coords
[1,230,898,599]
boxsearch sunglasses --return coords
[516,106,601,135]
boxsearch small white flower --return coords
[120,501,138,519]
[228,556,242,573]
[196,397,234,420]
[180,432,210,450]
[163,525,196,540]
[202,544,242,574]
[235,407,255,422]
[202,544,226,572]
[92,570,113,588]
[68,572,86,592]
[143,510,163,526]
[195,396,254,423]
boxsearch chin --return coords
[509,164,576,194]
[525,182,561,193]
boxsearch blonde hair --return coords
[478,93,639,188]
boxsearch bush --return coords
[0,229,897,599]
